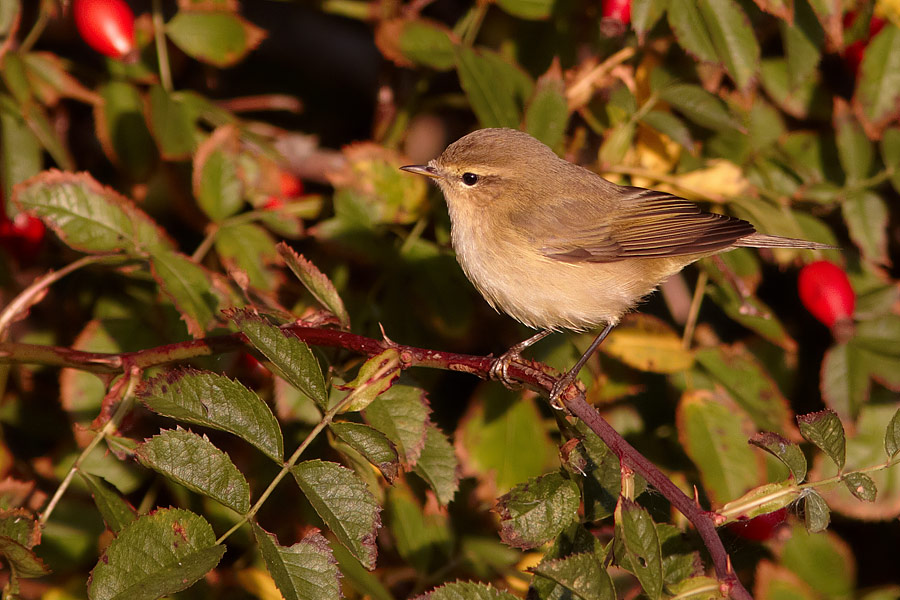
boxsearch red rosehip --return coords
[279,172,303,198]
[73,0,135,59]
[600,0,631,36]
[0,212,46,263]
[727,508,788,542]
[798,261,856,329]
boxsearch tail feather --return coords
[736,233,836,250]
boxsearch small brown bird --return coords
[401,128,832,404]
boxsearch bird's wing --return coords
[518,187,756,264]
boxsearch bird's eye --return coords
[461,172,479,186]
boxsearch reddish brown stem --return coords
[0,324,750,599]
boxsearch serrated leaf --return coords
[455,45,531,129]
[148,250,222,337]
[88,508,225,600]
[495,0,555,19]
[531,551,615,600]
[147,85,197,160]
[696,345,792,433]
[835,102,874,183]
[193,125,244,222]
[749,432,808,482]
[229,309,327,408]
[820,342,870,422]
[697,0,760,90]
[797,409,846,471]
[95,81,157,181]
[632,0,669,43]
[602,314,694,373]
[842,472,877,502]
[12,170,172,254]
[278,243,349,328]
[364,385,431,466]
[668,0,718,62]
[885,409,900,459]
[0,536,49,578]
[79,472,138,533]
[166,11,266,68]
[495,472,580,549]
[524,69,568,151]
[253,524,342,600]
[573,421,647,520]
[291,460,381,570]
[802,489,830,532]
[416,581,519,600]
[842,191,889,266]
[140,369,284,462]
[136,429,251,514]
[657,84,742,131]
[330,422,400,483]
[854,25,900,137]
[397,19,455,71]
[413,424,459,505]
[337,349,400,413]
[677,390,764,503]
[616,497,664,600]
[0,96,42,201]
[216,222,279,291]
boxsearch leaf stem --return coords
[152,0,173,92]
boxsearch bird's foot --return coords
[549,372,582,410]
[489,349,525,390]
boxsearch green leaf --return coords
[781,0,824,89]
[12,170,172,255]
[455,45,532,129]
[147,84,197,160]
[783,525,855,596]
[418,581,519,600]
[278,243,350,329]
[598,121,636,169]
[79,472,138,533]
[677,390,763,503]
[330,422,400,483]
[385,486,452,573]
[531,552,615,600]
[397,19,455,71]
[881,127,900,194]
[695,345,791,433]
[749,432,808,482]
[253,524,342,600]
[759,57,830,119]
[0,97,42,201]
[136,429,251,514]
[336,349,400,413]
[572,421,647,520]
[166,11,266,68]
[705,275,795,351]
[885,408,900,459]
[148,250,221,337]
[229,309,328,408]
[456,386,557,494]
[617,498,664,600]
[0,536,49,579]
[640,109,694,150]
[364,385,431,466]
[140,369,284,462]
[88,508,225,600]
[841,472,877,502]
[697,0,760,90]
[797,409,846,471]
[495,0,556,19]
[802,489,830,532]
[524,72,568,151]
[820,342,869,422]
[632,0,669,43]
[193,126,244,222]
[657,84,742,131]
[495,472,580,549]
[854,25,900,136]
[413,424,460,505]
[215,222,279,291]
[291,460,381,570]
[835,106,874,183]
[719,481,802,522]
[97,81,158,181]
[667,0,718,62]
[842,191,889,265]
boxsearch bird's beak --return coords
[400,164,443,180]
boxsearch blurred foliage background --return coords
[0,0,899,598]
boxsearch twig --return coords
[2,325,749,597]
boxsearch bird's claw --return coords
[489,350,524,390]
[549,373,581,410]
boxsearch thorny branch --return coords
[0,324,751,600]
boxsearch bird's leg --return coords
[549,322,615,409]
[489,329,553,388]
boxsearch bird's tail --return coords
[735,233,837,250]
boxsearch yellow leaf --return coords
[667,159,750,201]
[602,314,694,373]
